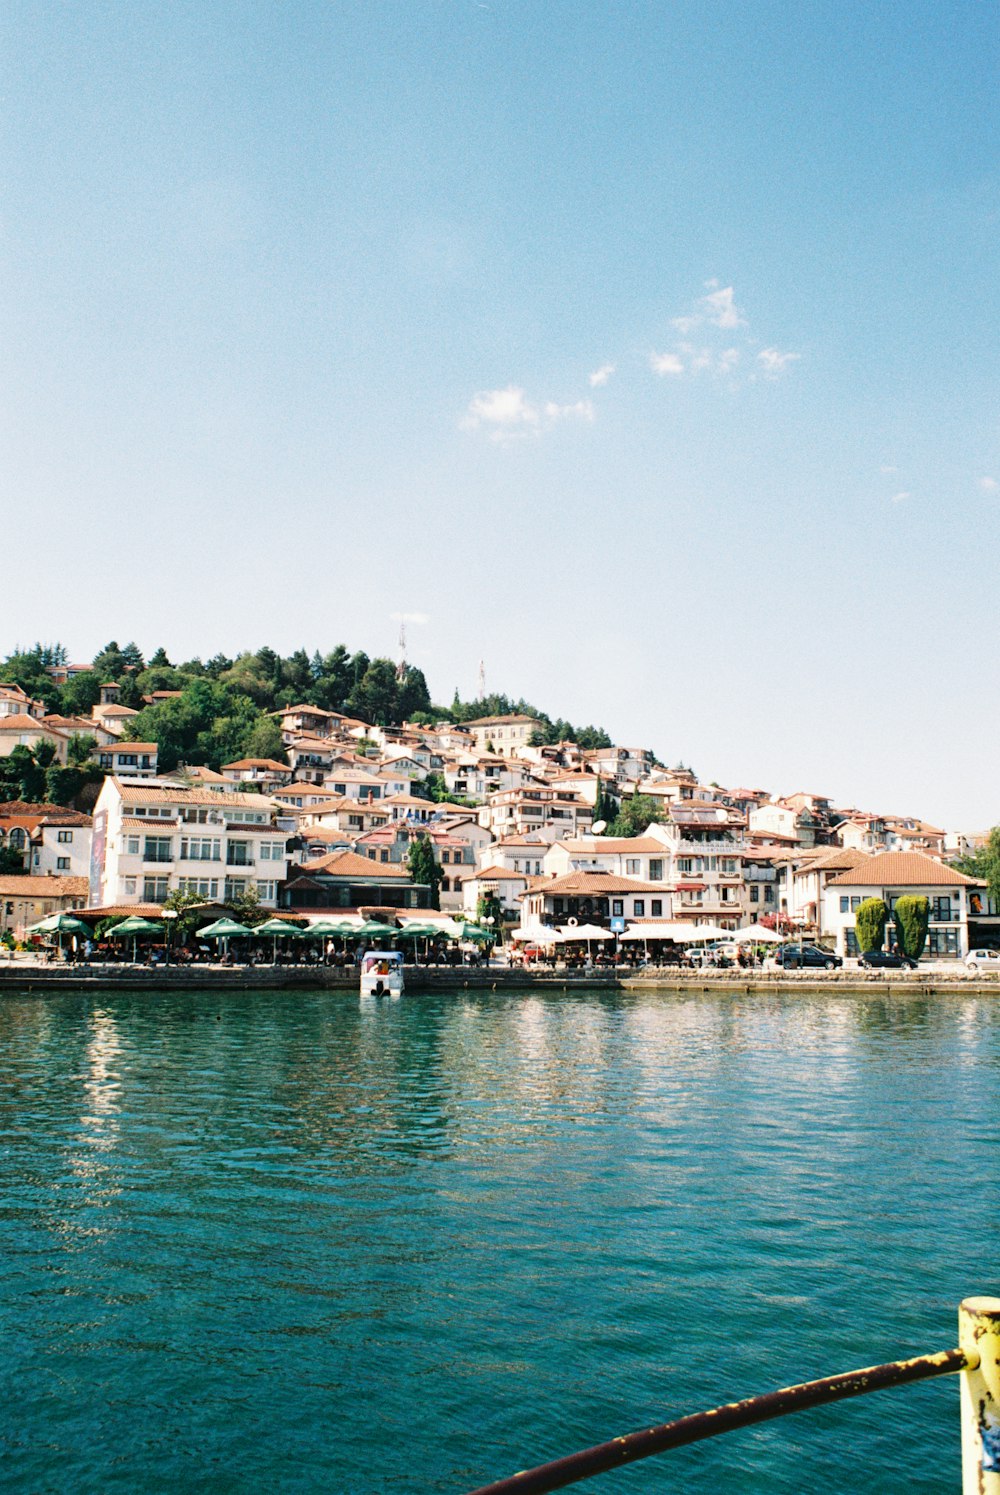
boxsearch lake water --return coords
[1,985,997,1493]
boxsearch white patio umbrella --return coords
[557,923,613,960]
[686,923,734,942]
[734,923,785,943]
[511,922,558,945]
[620,921,696,941]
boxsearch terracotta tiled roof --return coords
[804,847,869,873]
[0,875,89,897]
[528,871,671,896]
[0,713,66,733]
[298,850,412,879]
[462,865,528,882]
[827,852,981,888]
[110,779,276,811]
[222,759,290,772]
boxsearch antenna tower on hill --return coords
[396,621,407,682]
[478,659,486,700]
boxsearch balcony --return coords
[677,838,747,855]
[226,855,255,868]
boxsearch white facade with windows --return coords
[91,777,290,910]
[30,821,93,879]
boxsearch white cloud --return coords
[390,611,429,625]
[544,399,595,423]
[978,476,998,492]
[890,490,912,505]
[718,347,741,374]
[462,384,594,439]
[700,284,745,329]
[650,351,684,376]
[756,347,801,377]
[671,315,701,335]
[462,385,539,431]
[588,363,615,387]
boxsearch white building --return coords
[90,777,290,911]
[821,851,997,959]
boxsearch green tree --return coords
[894,895,929,961]
[607,793,665,838]
[92,640,128,680]
[61,672,103,715]
[346,658,400,725]
[476,890,503,930]
[67,734,98,767]
[0,843,26,875]
[854,897,889,953]
[162,888,213,942]
[406,834,442,909]
[953,828,1000,908]
[226,883,267,927]
[45,765,85,806]
[148,646,172,667]
[241,716,285,762]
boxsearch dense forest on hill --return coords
[1,641,612,773]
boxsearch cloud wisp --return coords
[461,385,593,441]
[652,281,800,387]
[462,280,800,439]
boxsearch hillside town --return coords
[0,662,997,962]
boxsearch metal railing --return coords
[467,1297,1000,1495]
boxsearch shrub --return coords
[854,897,888,952]
[894,895,929,961]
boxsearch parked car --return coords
[965,948,1000,971]
[858,949,917,970]
[774,943,842,971]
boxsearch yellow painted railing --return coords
[467,1297,1000,1495]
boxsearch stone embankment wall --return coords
[0,963,999,996]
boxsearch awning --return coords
[676,882,706,892]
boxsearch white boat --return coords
[360,950,404,997]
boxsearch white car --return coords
[965,948,1000,971]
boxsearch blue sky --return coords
[3,1,998,827]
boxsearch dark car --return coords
[775,943,842,971]
[858,949,917,970]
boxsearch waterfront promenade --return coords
[2,954,999,996]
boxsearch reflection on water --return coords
[0,985,997,1493]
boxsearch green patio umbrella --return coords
[460,924,495,942]
[396,923,442,938]
[355,920,401,940]
[254,917,306,962]
[197,918,252,938]
[26,912,92,959]
[27,913,91,936]
[303,919,349,937]
[107,915,165,963]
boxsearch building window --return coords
[840,896,849,913]
[633,900,645,917]
[178,877,218,899]
[625,859,640,875]
[126,836,140,855]
[142,876,169,902]
[180,837,221,862]
[612,900,624,917]
[57,830,73,843]
[143,837,173,863]
[256,881,277,902]
[224,878,247,901]
[649,859,663,881]
[750,886,759,903]
[226,842,252,867]
[124,878,137,897]
[56,857,70,870]
[651,899,662,917]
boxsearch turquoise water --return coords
[1,987,997,1493]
